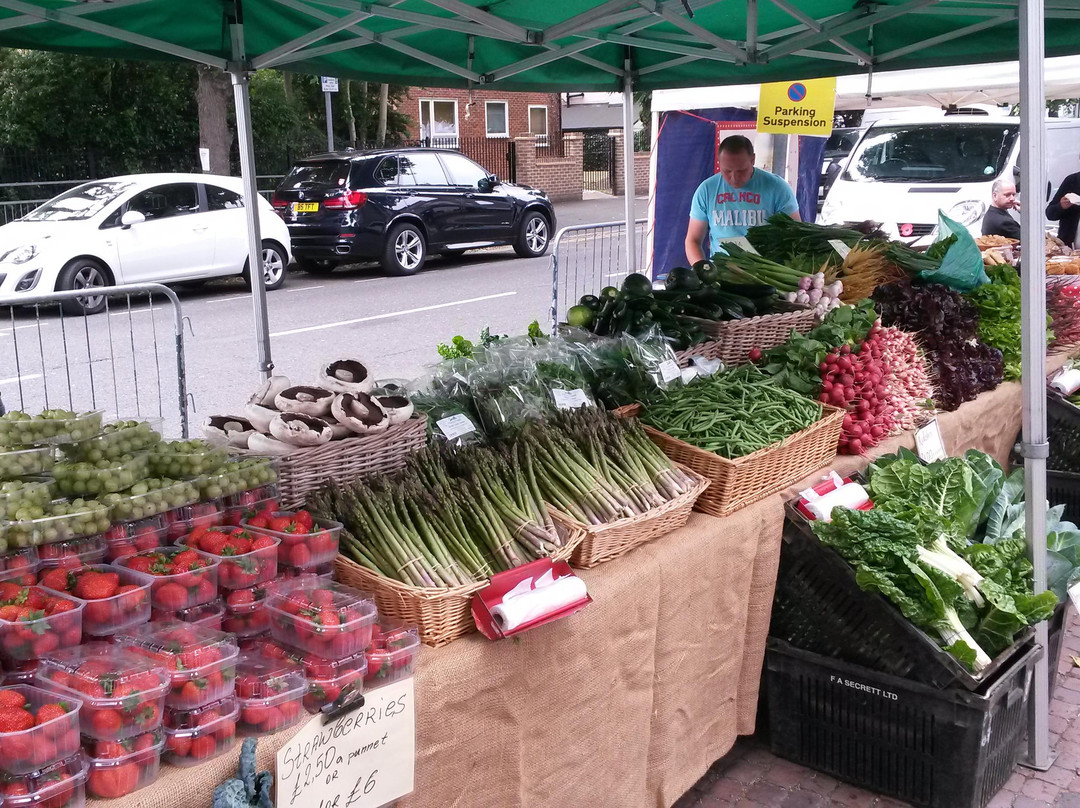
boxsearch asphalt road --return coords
[0,193,648,438]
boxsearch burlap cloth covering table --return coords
[90,363,1064,808]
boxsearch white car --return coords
[0,173,292,314]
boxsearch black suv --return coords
[272,148,556,276]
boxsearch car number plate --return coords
[292,202,320,213]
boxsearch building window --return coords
[419,99,458,146]
[528,105,549,145]
[485,101,508,138]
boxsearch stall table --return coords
[87,366,1055,808]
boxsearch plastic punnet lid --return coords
[52,453,150,497]
[112,546,220,578]
[0,499,110,549]
[34,642,170,706]
[147,441,228,479]
[0,548,39,576]
[193,459,278,501]
[0,753,89,807]
[64,419,162,463]
[164,695,239,733]
[37,535,107,569]
[0,447,55,482]
[82,727,165,761]
[102,478,200,523]
[0,479,55,521]
[234,651,305,702]
[267,580,376,630]
[114,620,238,679]
[0,409,104,447]
[249,637,367,681]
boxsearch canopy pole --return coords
[622,56,637,276]
[1018,0,1052,771]
[231,67,274,380]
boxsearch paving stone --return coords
[705,777,746,802]
[724,760,767,786]
[1033,763,1078,788]
[987,792,1015,808]
[762,761,807,790]
[1021,777,1063,803]
[829,783,880,808]
[1013,798,1053,808]
[799,774,838,798]
[1003,772,1028,793]
[673,793,702,808]
[778,791,828,808]
[745,782,791,806]
[1055,794,1080,808]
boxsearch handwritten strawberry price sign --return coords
[276,678,415,808]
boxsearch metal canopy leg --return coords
[622,55,637,276]
[1018,0,1052,772]
[231,67,274,381]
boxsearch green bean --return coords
[641,366,822,459]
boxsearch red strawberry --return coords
[166,733,192,757]
[134,526,163,552]
[39,568,74,593]
[226,589,255,607]
[155,582,189,611]
[34,703,69,726]
[125,556,154,574]
[288,544,313,567]
[190,734,217,759]
[90,709,123,736]
[74,571,118,600]
[0,707,35,732]
[0,690,27,709]
[197,531,231,556]
[88,762,138,798]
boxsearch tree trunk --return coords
[197,66,234,175]
[376,83,389,147]
[343,80,357,146]
[283,71,293,102]
[356,82,368,145]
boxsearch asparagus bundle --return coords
[307,444,565,588]
[513,408,696,526]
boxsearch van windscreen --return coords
[842,123,1018,183]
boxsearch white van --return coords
[819,116,1080,242]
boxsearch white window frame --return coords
[485,100,509,138]
[528,104,549,146]
[418,98,459,147]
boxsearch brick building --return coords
[397,87,562,144]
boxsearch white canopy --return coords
[653,56,1080,112]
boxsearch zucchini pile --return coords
[565,261,784,350]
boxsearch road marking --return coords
[270,291,517,338]
[352,278,384,284]
[285,285,324,293]
[109,307,163,317]
[0,373,42,386]
[604,272,627,278]
[203,295,251,305]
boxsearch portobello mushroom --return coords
[248,375,292,408]
[203,416,256,449]
[247,433,295,456]
[244,403,278,433]
[319,360,374,395]
[375,395,414,426]
[274,386,334,417]
[330,392,390,435]
[268,413,334,447]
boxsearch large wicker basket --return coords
[618,403,844,517]
[681,308,818,366]
[271,415,427,509]
[334,520,585,647]
[550,465,710,568]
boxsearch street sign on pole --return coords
[321,76,339,93]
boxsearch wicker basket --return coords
[673,340,724,369]
[618,403,844,517]
[333,520,585,647]
[269,415,427,509]
[682,308,817,366]
[550,465,710,568]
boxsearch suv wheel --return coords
[514,211,550,258]
[383,223,426,276]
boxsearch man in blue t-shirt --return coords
[685,135,801,264]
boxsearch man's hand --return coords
[1063,196,1075,210]
[685,218,708,265]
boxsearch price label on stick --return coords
[552,388,591,410]
[276,679,415,808]
[915,418,947,463]
[828,239,851,259]
[436,413,476,440]
[659,359,681,384]
[1069,579,1080,614]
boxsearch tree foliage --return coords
[0,50,415,178]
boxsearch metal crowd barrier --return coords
[0,283,190,437]
[549,218,648,332]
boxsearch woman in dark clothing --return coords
[1047,170,1080,248]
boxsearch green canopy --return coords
[0,0,1078,91]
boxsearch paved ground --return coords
[0,192,647,436]
[675,615,1080,808]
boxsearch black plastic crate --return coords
[773,502,1033,691]
[766,638,1040,808]
[1047,469,1080,526]
[1048,601,1070,700]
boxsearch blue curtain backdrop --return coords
[651,107,755,280]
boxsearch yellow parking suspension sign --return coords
[757,77,837,135]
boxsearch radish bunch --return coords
[818,323,897,455]
[876,326,934,431]
[784,273,844,318]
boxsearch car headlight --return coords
[946,200,986,227]
[13,269,40,293]
[4,245,38,264]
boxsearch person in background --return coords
[1047,157,1080,248]
[685,135,800,265]
[981,179,1022,240]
